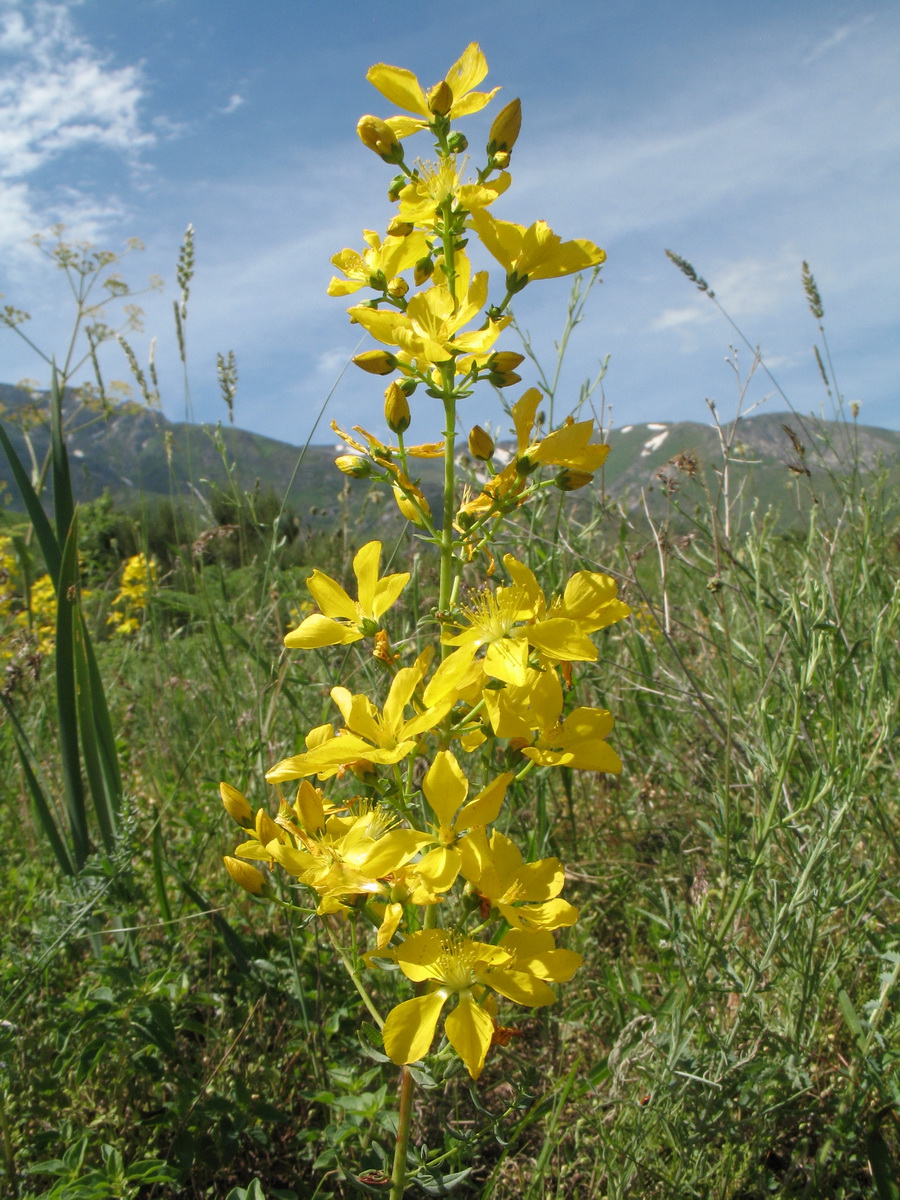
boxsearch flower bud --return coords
[487,98,522,158]
[493,150,510,169]
[335,455,372,478]
[256,809,281,847]
[447,131,469,154]
[488,370,522,388]
[398,377,418,396]
[414,256,434,286]
[468,425,495,460]
[393,484,431,526]
[224,856,267,895]
[384,381,411,434]
[353,349,398,376]
[386,218,414,237]
[491,352,525,374]
[427,80,453,116]
[386,275,409,298]
[388,174,406,202]
[220,781,252,825]
[357,115,404,164]
[554,469,594,491]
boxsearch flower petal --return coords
[382,991,447,1064]
[445,993,494,1079]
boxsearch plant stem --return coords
[389,1065,415,1200]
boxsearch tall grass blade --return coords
[49,367,75,551]
[80,626,123,807]
[0,421,61,582]
[867,1126,900,1200]
[2,693,75,876]
[73,615,117,853]
[55,514,89,868]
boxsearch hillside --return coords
[1,382,897,530]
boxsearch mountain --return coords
[1,383,897,530]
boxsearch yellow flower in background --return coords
[469,210,605,290]
[380,926,579,1079]
[284,540,409,649]
[328,229,429,297]
[367,43,500,140]
[108,554,156,637]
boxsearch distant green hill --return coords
[1,383,897,532]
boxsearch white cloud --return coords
[651,305,710,332]
[803,16,873,64]
[0,1,152,253]
[219,94,245,115]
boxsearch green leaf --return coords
[56,512,89,869]
[868,1126,900,1200]
[2,691,75,875]
[50,366,75,551]
[0,418,61,583]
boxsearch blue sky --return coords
[1,0,897,446]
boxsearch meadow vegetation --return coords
[1,45,898,1200]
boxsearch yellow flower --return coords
[348,255,510,372]
[483,666,623,773]
[266,653,452,782]
[367,43,500,139]
[328,229,429,297]
[463,829,578,931]
[284,540,409,649]
[380,926,580,1079]
[469,210,605,290]
[425,557,596,696]
[267,802,427,915]
[396,159,509,228]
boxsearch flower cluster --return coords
[1,535,61,659]
[221,45,629,1085]
[107,553,156,636]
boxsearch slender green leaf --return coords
[0,420,60,583]
[2,693,75,875]
[151,822,173,927]
[50,366,75,552]
[73,612,117,853]
[79,616,123,806]
[867,1126,900,1200]
[56,512,88,868]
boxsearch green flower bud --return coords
[335,455,372,478]
[414,256,434,286]
[554,469,594,491]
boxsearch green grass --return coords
[2,234,898,1199]
[2,432,897,1198]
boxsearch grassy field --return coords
[2,377,897,1198]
